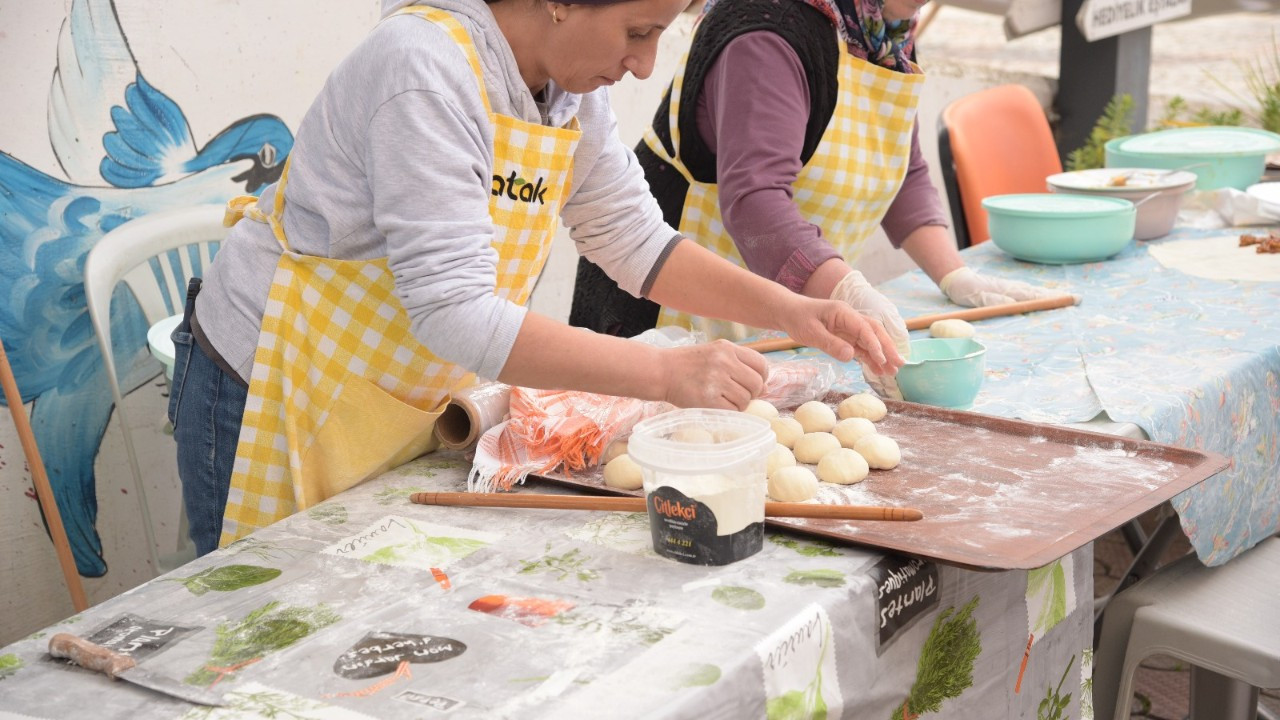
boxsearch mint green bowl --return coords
[982,193,1136,264]
[1104,127,1280,190]
[897,338,987,410]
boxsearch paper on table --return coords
[1147,233,1280,282]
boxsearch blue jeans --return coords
[168,279,248,557]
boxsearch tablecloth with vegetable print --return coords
[0,454,1094,719]
[783,224,1280,567]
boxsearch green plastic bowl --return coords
[982,194,1136,264]
[1104,127,1280,190]
[897,338,987,410]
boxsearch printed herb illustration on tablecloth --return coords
[769,534,841,557]
[757,604,842,719]
[519,543,599,582]
[227,537,308,562]
[548,600,682,646]
[185,601,340,687]
[1026,558,1075,639]
[784,569,846,588]
[180,681,379,720]
[890,595,982,720]
[565,512,655,556]
[712,585,766,610]
[165,564,282,596]
[322,515,497,570]
[0,653,22,680]
[1038,655,1076,720]
[308,503,349,525]
[372,485,431,506]
[1079,649,1094,720]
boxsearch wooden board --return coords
[532,396,1229,570]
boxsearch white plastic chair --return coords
[1093,536,1280,720]
[84,204,228,574]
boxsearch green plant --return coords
[1066,94,1135,171]
[891,595,982,719]
[1155,96,1244,130]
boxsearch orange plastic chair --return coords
[938,84,1062,247]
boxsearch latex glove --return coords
[774,294,904,379]
[939,266,1073,308]
[660,339,768,410]
[829,271,910,400]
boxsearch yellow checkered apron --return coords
[219,7,580,545]
[649,39,925,340]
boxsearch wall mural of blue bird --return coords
[0,0,293,577]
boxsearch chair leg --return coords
[1190,667,1259,720]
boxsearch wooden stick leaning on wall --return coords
[412,491,924,522]
[0,337,90,612]
[742,295,1079,354]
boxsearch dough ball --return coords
[853,434,901,470]
[770,417,804,449]
[930,318,976,338]
[670,426,715,444]
[744,399,779,419]
[832,417,877,449]
[765,444,797,477]
[603,454,645,490]
[838,393,887,422]
[794,400,837,434]
[793,432,842,464]
[768,466,819,502]
[816,448,870,485]
[601,439,628,465]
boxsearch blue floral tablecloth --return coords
[787,226,1280,566]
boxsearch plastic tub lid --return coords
[1047,168,1198,191]
[628,408,774,475]
[982,193,1134,218]
[1114,127,1280,156]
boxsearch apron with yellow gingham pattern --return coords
[219,7,580,545]
[649,35,925,340]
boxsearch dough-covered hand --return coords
[829,271,910,400]
[659,340,769,410]
[939,266,1074,308]
[775,293,904,379]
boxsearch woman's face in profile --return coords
[544,0,690,93]
[881,0,929,23]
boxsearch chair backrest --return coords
[940,84,1063,246]
[83,203,228,572]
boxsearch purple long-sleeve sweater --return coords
[695,31,949,292]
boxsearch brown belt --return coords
[189,302,249,389]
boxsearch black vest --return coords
[570,0,840,338]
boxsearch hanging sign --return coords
[1076,0,1192,41]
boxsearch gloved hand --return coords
[939,266,1074,307]
[829,271,909,400]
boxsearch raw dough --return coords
[794,400,837,433]
[671,427,715,444]
[744,399,779,419]
[838,393,887,422]
[767,465,819,502]
[832,417,876,449]
[793,432,842,464]
[766,444,797,477]
[816,448,870,485]
[929,318,976,338]
[770,417,804,448]
[853,434,901,470]
[601,439,628,465]
[603,453,645,490]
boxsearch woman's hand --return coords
[659,339,769,410]
[773,293,905,379]
[939,267,1072,307]
[829,271,910,399]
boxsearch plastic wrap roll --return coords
[435,382,512,450]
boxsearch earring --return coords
[551,6,561,22]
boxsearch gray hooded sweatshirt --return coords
[197,0,678,382]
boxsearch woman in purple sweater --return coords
[571,0,1059,396]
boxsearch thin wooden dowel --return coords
[0,338,89,611]
[741,295,1078,353]
[411,491,923,522]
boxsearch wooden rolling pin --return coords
[411,491,923,521]
[742,294,1078,354]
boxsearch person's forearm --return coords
[497,312,666,400]
[799,257,855,300]
[645,239,795,330]
[900,224,963,286]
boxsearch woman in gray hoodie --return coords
[170,0,904,556]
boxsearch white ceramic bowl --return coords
[1046,168,1196,240]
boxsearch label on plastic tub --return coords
[647,486,763,566]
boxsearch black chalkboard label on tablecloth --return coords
[869,555,940,654]
[334,631,467,679]
[85,614,202,662]
[647,485,763,566]
[395,690,466,712]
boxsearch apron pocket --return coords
[297,374,445,508]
